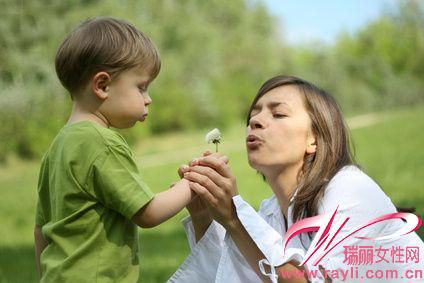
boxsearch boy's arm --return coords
[34,225,48,279]
[132,179,193,228]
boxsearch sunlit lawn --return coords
[0,106,422,282]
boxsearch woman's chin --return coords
[247,155,264,170]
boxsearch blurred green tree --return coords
[0,0,423,162]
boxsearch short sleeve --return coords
[35,155,48,227]
[35,198,45,226]
[89,145,154,219]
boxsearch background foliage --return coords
[0,0,423,162]
[0,1,423,282]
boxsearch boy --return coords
[34,17,194,282]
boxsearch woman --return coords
[168,76,424,283]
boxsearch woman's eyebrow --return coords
[252,101,290,112]
[252,104,262,111]
[267,101,290,110]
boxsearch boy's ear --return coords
[92,72,111,100]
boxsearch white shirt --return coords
[168,165,424,282]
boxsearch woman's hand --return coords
[179,151,229,218]
[183,153,239,229]
[179,151,229,242]
[178,160,212,243]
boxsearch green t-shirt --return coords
[35,120,154,283]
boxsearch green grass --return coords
[0,106,423,282]
[351,107,424,239]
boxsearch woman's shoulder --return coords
[325,165,384,197]
[319,165,396,215]
[327,165,381,192]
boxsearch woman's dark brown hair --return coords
[247,75,355,224]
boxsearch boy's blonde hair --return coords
[55,17,161,97]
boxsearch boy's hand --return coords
[178,164,190,179]
[180,157,207,216]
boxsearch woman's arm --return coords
[225,202,311,283]
[185,156,309,282]
[186,197,213,242]
[34,225,48,279]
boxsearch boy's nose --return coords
[144,93,152,105]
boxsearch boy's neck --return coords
[66,101,110,128]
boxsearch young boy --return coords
[34,17,194,282]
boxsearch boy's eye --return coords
[138,85,147,92]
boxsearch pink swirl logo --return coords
[283,206,422,266]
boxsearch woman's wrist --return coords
[222,214,241,232]
[220,202,240,230]
[226,219,240,233]
[191,212,213,243]
[190,210,212,223]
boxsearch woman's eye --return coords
[138,86,147,92]
[273,113,286,118]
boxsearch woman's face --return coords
[246,85,316,174]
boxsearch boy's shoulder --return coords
[63,120,127,145]
[45,120,131,162]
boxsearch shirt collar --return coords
[262,187,300,217]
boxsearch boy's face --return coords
[99,67,152,129]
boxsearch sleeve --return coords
[228,195,325,283]
[35,156,48,226]
[167,217,226,282]
[89,145,155,219]
[35,198,45,226]
[181,215,226,251]
[230,195,286,266]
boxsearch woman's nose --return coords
[249,115,264,129]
